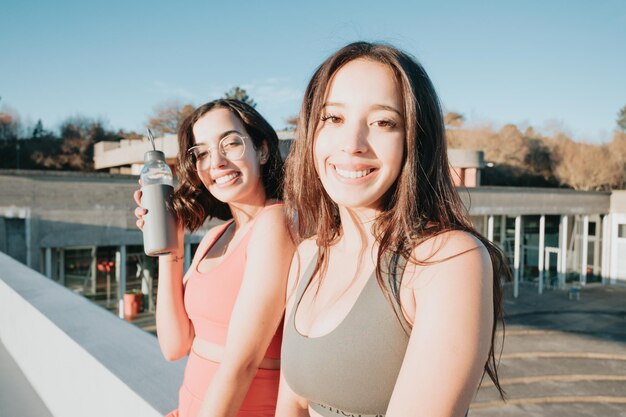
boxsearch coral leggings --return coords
[165,351,279,417]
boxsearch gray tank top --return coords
[282,252,411,417]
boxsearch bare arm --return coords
[155,228,195,361]
[386,232,494,417]
[276,371,310,417]
[134,188,194,361]
[196,206,295,417]
[275,240,317,417]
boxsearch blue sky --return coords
[1,0,624,143]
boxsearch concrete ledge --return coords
[461,186,611,215]
[0,251,185,417]
[448,149,485,168]
[94,136,179,170]
[0,340,53,416]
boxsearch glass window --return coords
[64,248,95,295]
[94,247,118,309]
[588,221,596,236]
[127,246,157,314]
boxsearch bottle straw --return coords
[146,128,156,151]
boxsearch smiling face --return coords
[192,108,267,205]
[314,58,405,211]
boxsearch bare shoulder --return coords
[254,204,289,227]
[248,205,293,254]
[287,237,318,279]
[285,236,318,307]
[404,230,492,289]
[412,230,487,261]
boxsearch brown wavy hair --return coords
[173,99,284,231]
[283,42,509,399]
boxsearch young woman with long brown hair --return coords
[134,99,294,417]
[277,42,508,417]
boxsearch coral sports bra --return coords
[184,205,283,359]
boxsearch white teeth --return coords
[335,167,372,179]
[214,173,239,184]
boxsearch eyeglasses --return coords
[188,133,247,171]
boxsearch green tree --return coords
[32,119,54,139]
[617,105,626,132]
[33,120,45,138]
[223,86,256,108]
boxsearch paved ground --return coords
[470,283,626,417]
[128,283,626,416]
[126,282,626,416]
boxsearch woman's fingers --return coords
[133,189,143,206]
[134,206,147,219]
[134,182,146,231]
[134,205,147,232]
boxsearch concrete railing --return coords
[0,251,185,417]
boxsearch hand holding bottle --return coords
[133,185,146,230]
[136,130,179,256]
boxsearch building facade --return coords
[93,131,484,187]
[1,133,625,315]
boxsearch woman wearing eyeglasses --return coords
[133,99,294,417]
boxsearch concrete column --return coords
[25,212,32,269]
[601,214,610,284]
[500,215,506,247]
[465,168,477,187]
[51,248,58,281]
[592,216,601,276]
[559,215,569,288]
[514,215,522,298]
[45,247,52,279]
[581,215,589,285]
[116,245,127,319]
[538,215,545,295]
[545,247,559,288]
[487,215,494,242]
[0,217,6,254]
[90,247,97,295]
[59,249,65,286]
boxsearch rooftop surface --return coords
[2,282,625,416]
[125,282,626,416]
[472,283,626,416]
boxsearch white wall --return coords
[0,252,184,417]
[608,213,626,282]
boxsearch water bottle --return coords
[140,141,178,256]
